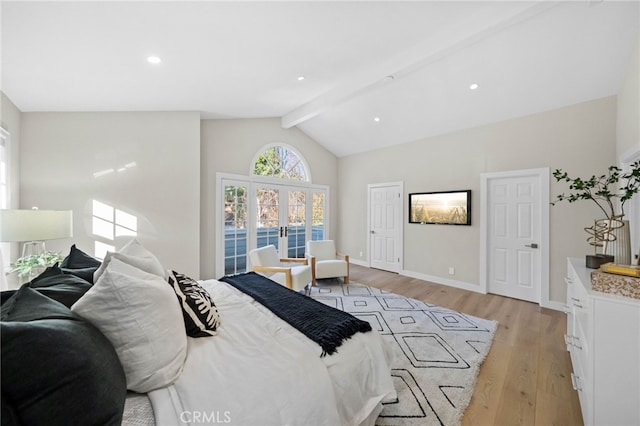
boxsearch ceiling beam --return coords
[281,1,560,129]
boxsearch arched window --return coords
[252,145,309,182]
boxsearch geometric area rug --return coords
[309,281,498,426]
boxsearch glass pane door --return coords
[312,191,325,241]
[287,190,306,258]
[218,176,329,277]
[223,184,248,275]
[256,186,280,251]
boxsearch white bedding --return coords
[148,279,396,426]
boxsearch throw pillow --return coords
[1,287,126,426]
[30,264,64,282]
[29,266,92,308]
[60,244,101,283]
[93,238,164,283]
[167,270,220,337]
[72,257,187,393]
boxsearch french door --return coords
[254,184,307,258]
[219,175,328,276]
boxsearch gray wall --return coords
[19,112,201,278]
[200,118,338,279]
[338,96,618,303]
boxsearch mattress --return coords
[122,392,155,426]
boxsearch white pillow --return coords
[72,257,187,393]
[93,238,164,283]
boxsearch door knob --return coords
[525,243,539,249]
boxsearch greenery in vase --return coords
[552,161,640,254]
[11,251,63,277]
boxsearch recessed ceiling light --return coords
[147,56,162,64]
[297,76,305,81]
[374,117,381,122]
[469,83,479,90]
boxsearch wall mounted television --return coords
[408,190,471,225]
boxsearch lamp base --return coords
[22,241,46,258]
[586,254,614,269]
[20,241,47,283]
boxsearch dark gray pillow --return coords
[60,245,101,283]
[29,265,92,308]
[60,244,101,268]
[1,287,126,426]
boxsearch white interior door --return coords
[368,182,403,273]
[485,171,545,303]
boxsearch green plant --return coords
[552,161,640,220]
[552,161,640,254]
[11,251,63,277]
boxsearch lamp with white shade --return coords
[0,208,73,280]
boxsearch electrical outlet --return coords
[448,267,455,275]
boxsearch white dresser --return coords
[565,257,640,426]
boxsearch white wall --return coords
[0,93,22,289]
[200,118,338,279]
[338,96,617,303]
[616,33,640,260]
[1,92,21,211]
[617,33,640,157]
[19,112,201,278]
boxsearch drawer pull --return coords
[571,373,582,391]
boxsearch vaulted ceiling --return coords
[2,1,638,157]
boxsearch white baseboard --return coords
[351,262,566,310]
[349,260,483,293]
[541,299,565,312]
[400,269,486,294]
[350,258,369,268]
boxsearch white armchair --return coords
[306,240,349,286]
[248,245,312,293]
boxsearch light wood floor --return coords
[349,264,583,426]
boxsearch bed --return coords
[1,240,396,426]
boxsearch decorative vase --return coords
[605,219,632,265]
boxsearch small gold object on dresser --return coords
[591,269,640,300]
[599,262,640,277]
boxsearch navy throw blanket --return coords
[220,272,371,356]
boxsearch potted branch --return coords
[552,161,640,268]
